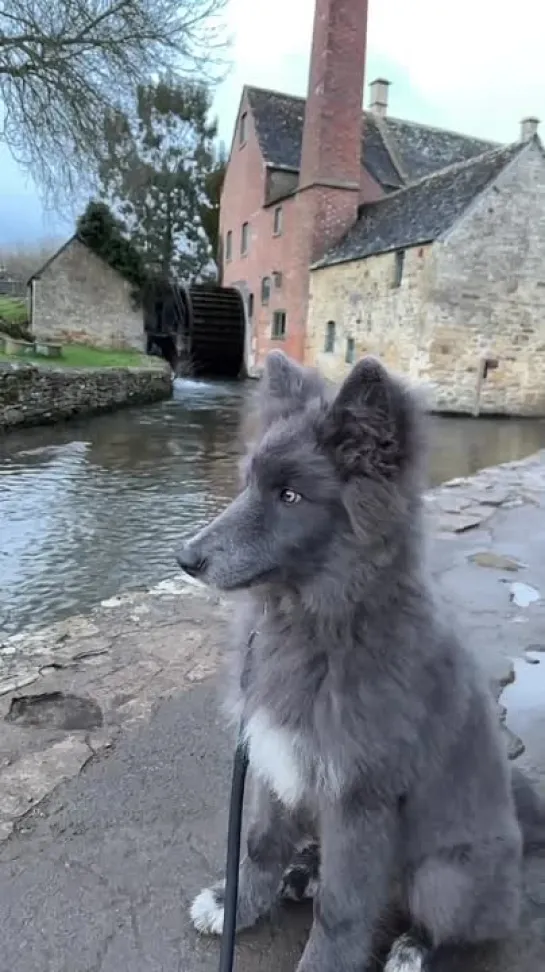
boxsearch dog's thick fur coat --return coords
[178,352,545,971]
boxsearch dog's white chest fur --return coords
[244,709,305,806]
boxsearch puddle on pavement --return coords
[5,691,103,731]
[502,649,545,742]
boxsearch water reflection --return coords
[1,379,545,635]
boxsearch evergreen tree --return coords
[77,200,148,296]
[100,77,218,284]
[200,144,227,265]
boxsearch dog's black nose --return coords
[176,546,206,578]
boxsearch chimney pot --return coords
[520,117,539,140]
[370,78,390,117]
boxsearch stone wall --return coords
[306,243,429,381]
[425,140,545,415]
[0,362,172,430]
[31,238,145,352]
[306,141,545,416]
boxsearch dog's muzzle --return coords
[176,544,207,578]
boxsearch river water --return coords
[2,377,545,637]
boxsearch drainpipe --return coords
[473,355,499,416]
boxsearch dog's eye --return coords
[279,488,302,505]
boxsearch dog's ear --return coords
[321,356,421,480]
[259,350,325,426]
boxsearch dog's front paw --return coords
[281,840,320,902]
[190,882,225,935]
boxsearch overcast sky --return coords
[1,0,543,247]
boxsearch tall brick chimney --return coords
[286,0,369,363]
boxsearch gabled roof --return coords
[246,88,305,170]
[314,140,527,268]
[27,234,79,282]
[244,85,496,191]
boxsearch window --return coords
[324,320,336,353]
[273,205,283,236]
[393,249,405,287]
[239,112,247,146]
[271,310,287,340]
[273,271,283,289]
[247,293,254,319]
[261,276,271,305]
[241,222,249,256]
[225,230,232,262]
[345,337,356,364]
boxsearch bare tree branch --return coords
[0,0,230,204]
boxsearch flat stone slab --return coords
[468,551,523,571]
[1,451,545,837]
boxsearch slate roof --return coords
[244,85,497,190]
[314,140,527,268]
[246,88,305,170]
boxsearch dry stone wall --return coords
[0,362,172,430]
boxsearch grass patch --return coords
[0,343,160,369]
[0,296,28,325]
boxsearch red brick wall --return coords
[220,0,373,370]
[287,0,370,362]
[220,92,304,368]
[299,0,369,193]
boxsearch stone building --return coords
[220,0,545,413]
[308,135,545,416]
[28,235,145,352]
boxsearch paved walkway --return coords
[1,452,545,970]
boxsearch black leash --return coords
[218,725,249,972]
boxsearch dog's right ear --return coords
[259,350,325,426]
[321,356,422,481]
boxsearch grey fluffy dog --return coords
[177,351,545,971]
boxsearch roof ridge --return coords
[383,113,498,146]
[245,84,306,103]
[372,113,408,184]
[245,86,502,152]
[363,138,525,206]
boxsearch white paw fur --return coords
[383,935,425,972]
[190,887,225,935]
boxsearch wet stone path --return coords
[0,453,545,971]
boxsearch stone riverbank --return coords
[0,360,172,430]
[1,450,545,841]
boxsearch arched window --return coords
[324,320,336,353]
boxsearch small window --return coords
[261,276,271,305]
[273,271,283,289]
[247,293,254,319]
[394,249,405,287]
[271,310,287,340]
[225,230,232,262]
[239,112,247,146]
[345,337,356,364]
[273,205,283,236]
[324,320,336,353]
[241,222,249,256]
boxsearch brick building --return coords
[220,0,545,414]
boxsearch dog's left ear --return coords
[321,356,420,480]
[259,350,325,426]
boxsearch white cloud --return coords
[214,0,544,144]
